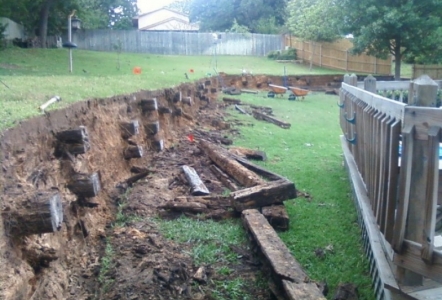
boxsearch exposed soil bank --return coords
[0,74,342,299]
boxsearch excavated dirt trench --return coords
[0,74,342,300]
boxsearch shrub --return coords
[267,48,297,60]
[0,22,8,50]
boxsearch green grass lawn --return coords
[0,47,340,130]
[0,48,373,299]
[224,93,374,299]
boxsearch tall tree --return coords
[166,0,192,15]
[287,0,341,69]
[339,0,442,79]
[189,0,287,33]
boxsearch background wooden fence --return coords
[285,36,391,75]
[413,64,442,79]
[69,30,284,56]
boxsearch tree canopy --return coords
[287,0,340,42]
[0,0,137,47]
[189,0,287,34]
[338,0,442,79]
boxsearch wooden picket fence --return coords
[340,75,442,299]
[285,36,391,75]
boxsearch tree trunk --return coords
[38,0,55,48]
[394,38,401,80]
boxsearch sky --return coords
[137,0,177,13]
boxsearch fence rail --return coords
[286,36,391,75]
[340,74,442,299]
[70,30,284,56]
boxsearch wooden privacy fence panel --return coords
[413,64,442,79]
[286,36,391,75]
[70,30,284,56]
[340,75,442,288]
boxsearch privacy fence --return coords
[285,36,391,75]
[413,64,442,79]
[70,30,284,56]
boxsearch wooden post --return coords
[120,120,139,139]
[182,165,210,196]
[349,74,358,87]
[399,75,438,285]
[145,121,160,136]
[140,98,158,112]
[123,145,143,159]
[56,126,88,144]
[152,138,164,151]
[2,192,63,236]
[364,74,377,93]
[67,172,101,198]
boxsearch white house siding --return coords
[0,17,25,40]
[138,9,187,30]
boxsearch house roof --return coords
[138,7,188,19]
[139,16,199,31]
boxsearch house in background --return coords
[134,7,199,31]
[0,17,25,41]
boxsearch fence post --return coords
[399,75,438,285]
[349,74,357,87]
[364,75,377,93]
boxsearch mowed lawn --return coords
[0,48,340,130]
[0,48,375,299]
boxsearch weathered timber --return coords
[125,171,150,187]
[231,154,284,181]
[145,121,160,136]
[173,108,193,121]
[220,137,233,145]
[242,209,325,299]
[64,143,90,155]
[199,140,265,187]
[182,165,210,196]
[231,179,296,212]
[211,119,230,130]
[223,97,241,105]
[282,280,327,300]
[2,192,63,236]
[235,105,248,115]
[262,205,289,231]
[140,98,157,112]
[123,145,143,159]
[120,120,139,138]
[67,172,101,198]
[182,96,193,105]
[241,89,259,94]
[152,138,164,151]
[250,105,272,114]
[333,283,358,300]
[252,110,291,129]
[56,126,89,144]
[229,147,267,161]
[209,164,239,191]
[174,195,232,209]
[130,165,149,174]
[204,80,211,86]
[158,106,172,114]
[159,201,207,213]
[210,87,217,93]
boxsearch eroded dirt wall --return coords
[0,77,219,300]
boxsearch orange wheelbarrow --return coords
[268,84,288,98]
[288,86,310,101]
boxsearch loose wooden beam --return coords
[231,179,296,212]
[250,105,272,115]
[209,165,239,191]
[241,89,258,94]
[2,192,63,236]
[235,105,248,115]
[242,209,326,299]
[252,110,291,129]
[159,202,207,213]
[125,170,150,187]
[231,154,284,181]
[262,205,289,231]
[223,97,241,105]
[199,140,265,187]
[174,195,232,209]
[182,165,210,196]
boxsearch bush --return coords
[267,48,297,60]
[0,22,8,50]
